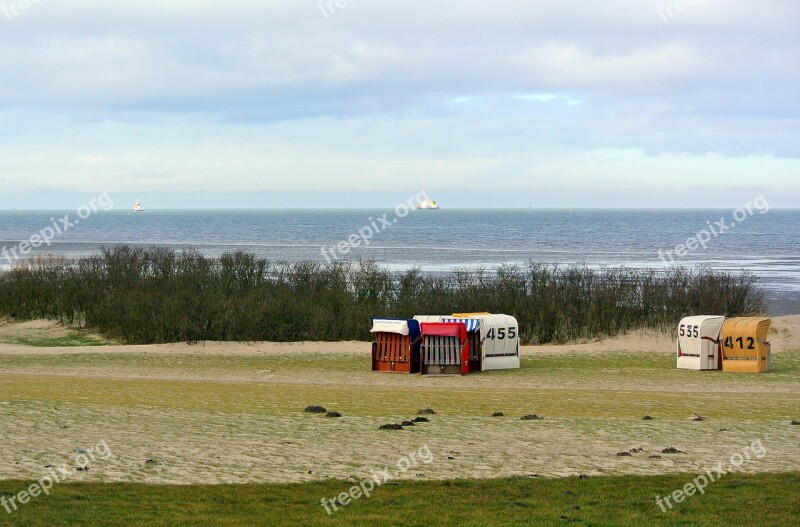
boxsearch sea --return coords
[1,208,798,315]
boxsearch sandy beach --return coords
[1,316,798,486]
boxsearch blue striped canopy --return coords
[442,318,480,332]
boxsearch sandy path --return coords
[1,315,797,357]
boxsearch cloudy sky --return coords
[0,0,798,209]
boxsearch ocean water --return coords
[1,209,798,314]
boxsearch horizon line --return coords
[1,207,799,212]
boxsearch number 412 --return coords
[724,336,755,350]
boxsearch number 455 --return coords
[486,327,517,340]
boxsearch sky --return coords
[0,0,798,209]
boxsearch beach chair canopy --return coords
[676,315,725,370]
[721,317,772,374]
[370,318,411,336]
[442,318,480,332]
[420,322,467,341]
[722,317,771,359]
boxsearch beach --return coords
[2,316,798,486]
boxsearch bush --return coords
[0,246,765,344]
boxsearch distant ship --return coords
[133,201,143,212]
[416,199,440,210]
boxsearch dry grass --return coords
[1,323,798,485]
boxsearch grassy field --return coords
[1,473,799,526]
[1,351,799,419]
[0,334,108,348]
[1,322,798,525]
[0,319,111,348]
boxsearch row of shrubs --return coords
[0,246,765,345]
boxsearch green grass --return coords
[0,351,368,374]
[3,373,798,420]
[1,350,799,420]
[0,333,110,348]
[1,473,798,526]
[0,347,797,380]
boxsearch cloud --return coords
[0,0,798,206]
